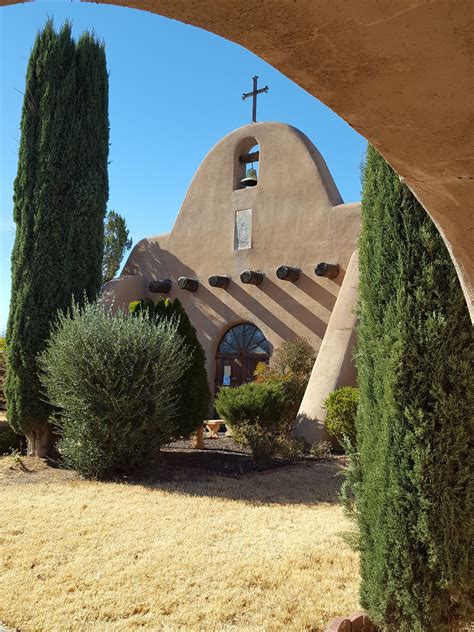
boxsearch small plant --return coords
[324,386,358,448]
[241,426,279,464]
[9,448,24,468]
[39,301,190,479]
[277,437,308,461]
[215,382,286,463]
[309,440,332,460]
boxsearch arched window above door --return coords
[217,323,270,356]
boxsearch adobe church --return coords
[103,121,360,442]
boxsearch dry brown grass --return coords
[0,456,359,631]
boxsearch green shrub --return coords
[0,424,25,455]
[241,426,279,464]
[277,436,308,461]
[271,337,316,377]
[39,302,190,479]
[130,298,210,437]
[215,382,286,463]
[309,440,332,460]
[324,386,358,448]
[254,338,315,436]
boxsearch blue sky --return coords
[0,1,367,332]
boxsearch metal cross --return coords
[242,76,269,123]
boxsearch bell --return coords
[240,167,258,187]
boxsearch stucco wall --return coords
[294,250,359,444]
[104,122,360,400]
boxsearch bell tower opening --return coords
[234,139,260,190]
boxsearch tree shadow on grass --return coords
[130,452,346,507]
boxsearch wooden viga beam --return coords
[208,275,230,289]
[239,151,260,164]
[149,279,172,293]
[178,276,199,292]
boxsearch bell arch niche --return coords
[234,137,260,190]
[215,323,270,395]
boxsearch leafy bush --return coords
[271,337,316,377]
[0,425,25,455]
[130,298,210,437]
[254,338,315,436]
[215,382,286,463]
[240,426,280,464]
[324,386,358,448]
[309,440,332,460]
[277,436,308,461]
[39,302,190,479]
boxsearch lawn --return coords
[0,455,359,631]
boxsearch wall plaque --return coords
[234,208,252,250]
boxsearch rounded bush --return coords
[39,302,190,478]
[215,382,286,462]
[324,386,358,448]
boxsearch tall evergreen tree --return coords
[5,20,109,456]
[102,210,132,285]
[68,32,109,301]
[356,145,473,631]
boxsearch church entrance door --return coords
[215,324,271,396]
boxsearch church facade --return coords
[103,122,360,436]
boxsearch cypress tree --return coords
[5,20,109,455]
[68,32,109,301]
[356,145,473,631]
[102,210,132,285]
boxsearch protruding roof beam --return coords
[315,262,339,279]
[149,279,172,294]
[276,265,300,282]
[178,276,199,292]
[208,275,230,289]
[240,270,265,285]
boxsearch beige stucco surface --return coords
[102,122,360,402]
[294,250,359,445]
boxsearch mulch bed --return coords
[159,433,298,478]
[1,432,336,484]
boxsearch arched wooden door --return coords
[215,323,271,395]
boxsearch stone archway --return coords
[2,0,473,318]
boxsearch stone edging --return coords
[326,611,377,631]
